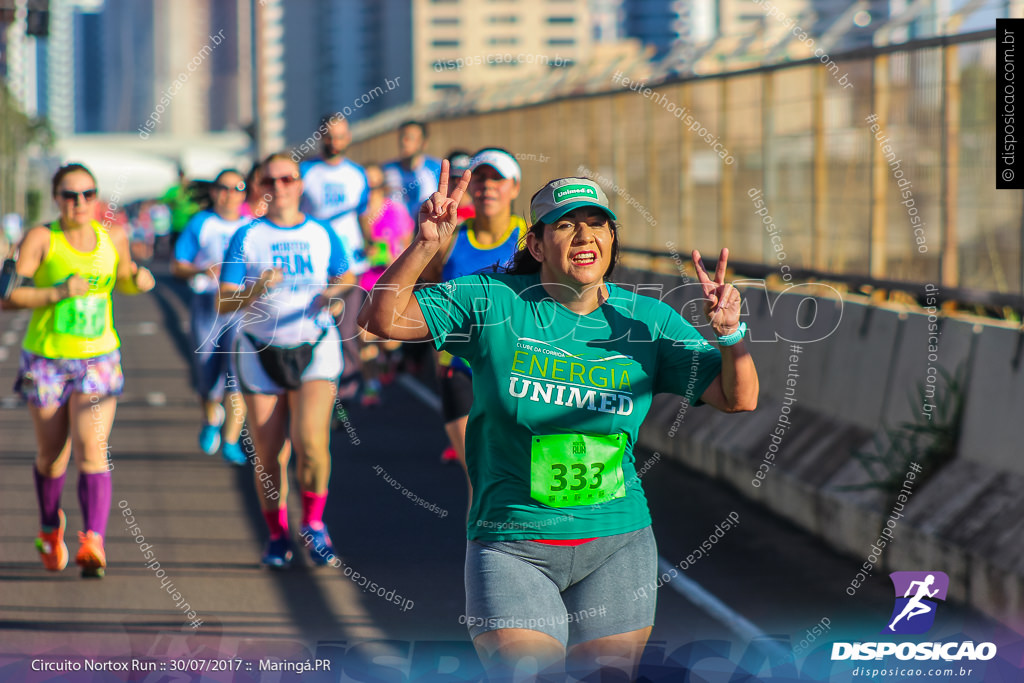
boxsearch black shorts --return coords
[440,365,473,422]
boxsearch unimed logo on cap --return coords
[883,571,949,635]
[553,184,599,203]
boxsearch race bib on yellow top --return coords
[530,433,627,508]
[53,296,108,338]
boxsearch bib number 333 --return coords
[530,433,627,508]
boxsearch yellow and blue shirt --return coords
[441,216,525,282]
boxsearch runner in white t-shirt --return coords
[299,115,370,402]
[172,169,250,465]
[218,153,351,569]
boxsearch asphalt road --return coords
[0,267,1019,683]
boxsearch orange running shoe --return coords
[76,530,106,578]
[35,509,69,571]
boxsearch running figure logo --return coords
[883,571,949,634]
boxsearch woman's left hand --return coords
[311,292,344,317]
[132,263,156,293]
[693,248,740,337]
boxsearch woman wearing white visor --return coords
[422,148,525,478]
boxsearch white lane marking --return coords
[396,374,442,414]
[0,347,7,362]
[146,392,167,406]
[1,331,17,346]
[657,556,790,661]
[137,322,158,335]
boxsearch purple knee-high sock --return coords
[78,472,112,538]
[33,467,66,529]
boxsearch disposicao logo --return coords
[553,185,599,203]
[831,570,997,663]
[884,571,948,635]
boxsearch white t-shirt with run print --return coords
[220,216,349,345]
[299,158,370,275]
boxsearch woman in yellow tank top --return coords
[3,163,154,578]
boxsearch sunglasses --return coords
[59,189,98,202]
[260,175,300,188]
[215,182,247,192]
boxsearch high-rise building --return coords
[590,0,623,42]
[41,0,248,139]
[620,0,699,59]
[282,0,599,143]
[1,0,50,108]
[280,0,412,149]
[73,6,102,130]
[715,0,891,54]
[132,0,245,137]
[256,0,285,154]
[46,0,78,137]
[413,0,591,104]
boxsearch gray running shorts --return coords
[463,526,658,647]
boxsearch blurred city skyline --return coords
[0,0,1013,227]
[3,1,1003,147]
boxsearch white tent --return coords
[53,132,254,203]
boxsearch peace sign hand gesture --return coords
[417,159,471,248]
[693,248,741,338]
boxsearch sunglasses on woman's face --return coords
[215,182,247,192]
[260,175,300,189]
[60,189,98,202]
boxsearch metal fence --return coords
[350,30,1021,295]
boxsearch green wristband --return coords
[717,322,747,347]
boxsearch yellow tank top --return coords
[23,221,121,359]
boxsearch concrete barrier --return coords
[958,324,1024,477]
[768,291,843,408]
[883,312,978,430]
[812,302,903,431]
[627,271,1024,632]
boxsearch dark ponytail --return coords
[504,220,545,275]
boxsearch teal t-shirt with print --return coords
[415,273,722,541]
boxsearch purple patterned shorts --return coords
[14,349,124,408]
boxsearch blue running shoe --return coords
[261,537,293,569]
[199,424,221,455]
[199,405,225,455]
[221,441,247,466]
[300,525,337,566]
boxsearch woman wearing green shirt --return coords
[360,163,758,681]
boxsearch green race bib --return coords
[530,433,627,508]
[54,296,108,338]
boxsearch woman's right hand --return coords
[258,267,284,290]
[417,160,471,246]
[59,274,89,299]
